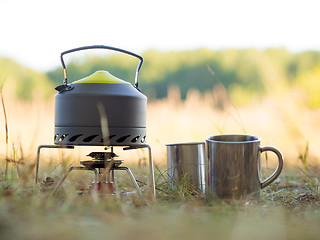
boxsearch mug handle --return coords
[259,146,284,189]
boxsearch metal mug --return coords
[166,142,205,194]
[206,134,283,199]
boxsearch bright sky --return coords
[1,0,320,71]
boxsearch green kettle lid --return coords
[72,70,130,85]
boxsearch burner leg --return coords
[98,168,109,183]
[110,169,116,193]
[116,167,142,195]
[50,166,97,197]
[35,145,74,185]
[111,169,115,183]
[93,168,99,183]
[146,145,156,198]
[123,145,156,198]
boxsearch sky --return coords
[1,0,320,71]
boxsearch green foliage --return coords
[47,48,269,102]
[0,57,54,100]
[3,48,320,105]
[295,65,320,108]
[47,47,320,105]
[287,51,320,80]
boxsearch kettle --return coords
[54,45,147,147]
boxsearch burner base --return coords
[80,160,123,169]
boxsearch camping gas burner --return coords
[34,45,155,198]
[86,152,119,160]
[35,145,155,197]
[45,149,143,196]
[80,160,123,169]
[81,151,123,168]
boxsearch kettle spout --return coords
[55,84,74,93]
[55,85,66,93]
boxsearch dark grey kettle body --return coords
[54,45,147,147]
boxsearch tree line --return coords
[1,48,320,107]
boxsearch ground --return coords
[0,166,320,240]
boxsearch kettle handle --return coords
[60,45,143,88]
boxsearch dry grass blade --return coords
[298,140,309,171]
[0,78,9,181]
[97,102,112,182]
[207,64,247,134]
[97,102,109,146]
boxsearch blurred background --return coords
[0,0,320,167]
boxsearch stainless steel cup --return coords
[166,142,205,194]
[206,134,283,199]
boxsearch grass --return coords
[1,164,320,240]
[0,79,9,181]
[1,85,320,239]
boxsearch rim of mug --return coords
[205,134,261,143]
[166,142,205,146]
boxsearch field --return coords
[1,86,320,239]
[1,165,320,240]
